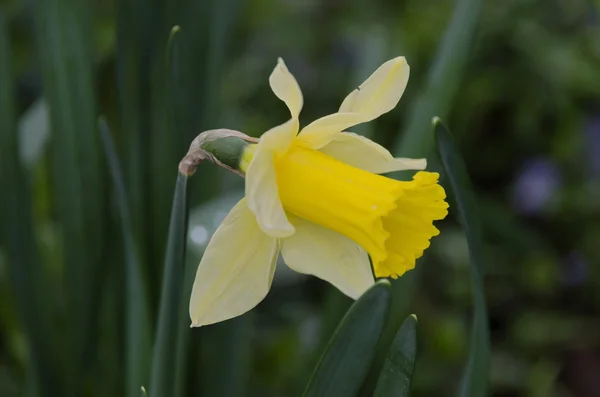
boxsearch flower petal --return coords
[257,117,299,155]
[296,112,367,149]
[297,57,409,149]
[281,215,375,299]
[269,58,303,118]
[339,56,409,115]
[189,198,279,327]
[318,132,426,174]
[246,120,297,238]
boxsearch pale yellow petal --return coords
[297,57,409,149]
[281,216,374,299]
[339,56,409,115]
[318,132,426,174]
[246,121,296,238]
[269,58,303,118]
[189,198,279,327]
[258,117,299,155]
[296,112,366,149]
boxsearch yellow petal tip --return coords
[409,313,418,323]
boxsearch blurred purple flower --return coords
[512,158,562,214]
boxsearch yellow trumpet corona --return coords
[190,56,448,327]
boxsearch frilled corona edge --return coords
[178,129,258,176]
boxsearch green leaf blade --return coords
[32,0,105,384]
[374,315,418,397]
[434,118,490,397]
[303,280,391,397]
[149,173,189,397]
[98,118,152,397]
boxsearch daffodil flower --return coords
[189,57,448,327]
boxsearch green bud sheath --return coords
[201,136,249,172]
[179,129,257,176]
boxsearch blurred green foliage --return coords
[1,0,599,396]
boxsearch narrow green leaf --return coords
[98,118,152,397]
[32,0,105,385]
[174,247,199,397]
[0,12,62,396]
[433,117,490,397]
[303,280,391,397]
[115,0,156,288]
[149,173,189,397]
[167,22,200,397]
[374,315,418,397]
[362,261,420,396]
[151,24,182,256]
[394,0,483,158]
